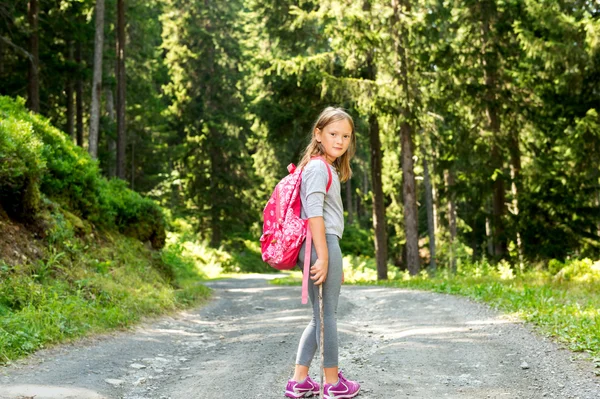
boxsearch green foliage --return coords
[221,237,271,273]
[0,98,46,218]
[2,0,600,270]
[552,258,600,283]
[340,222,375,258]
[0,96,166,248]
[107,179,166,248]
[0,230,210,364]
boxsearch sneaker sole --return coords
[284,390,317,398]
[324,386,361,399]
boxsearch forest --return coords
[1,0,600,276]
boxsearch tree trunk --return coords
[27,0,39,113]
[116,0,126,180]
[358,162,369,221]
[345,181,354,225]
[210,138,222,247]
[0,36,4,75]
[106,87,117,178]
[369,114,388,280]
[480,0,506,258]
[66,40,75,141]
[596,190,600,237]
[486,200,494,256]
[130,136,135,189]
[444,170,457,272]
[392,0,420,275]
[89,0,106,159]
[401,122,419,275]
[422,147,436,271]
[76,40,84,147]
[359,7,388,279]
[508,127,523,267]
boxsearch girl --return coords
[284,107,361,399]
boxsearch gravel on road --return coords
[1,274,599,399]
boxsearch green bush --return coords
[0,96,165,248]
[222,236,271,273]
[0,106,46,218]
[107,179,166,248]
[553,258,600,282]
[340,222,375,257]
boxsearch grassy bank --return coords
[272,256,600,363]
[0,96,212,364]
[0,226,210,364]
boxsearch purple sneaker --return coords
[323,371,360,399]
[284,375,320,398]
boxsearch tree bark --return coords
[422,147,436,271]
[486,200,494,256]
[392,0,420,275]
[596,190,600,237]
[0,36,4,75]
[444,170,457,272]
[27,0,39,113]
[358,161,369,221]
[209,134,222,247]
[76,40,84,147]
[89,0,106,159]
[360,4,388,279]
[480,0,506,258]
[116,0,126,180]
[106,87,117,178]
[508,127,523,266]
[401,122,419,275]
[345,181,354,225]
[130,135,135,189]
[66,40,75,141]
[369,114,388,280]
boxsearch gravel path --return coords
[0,274,599,399]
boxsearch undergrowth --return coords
[0,228,210,364]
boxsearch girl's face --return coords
[315,119,353,165]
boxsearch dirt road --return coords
[1,275,599,398]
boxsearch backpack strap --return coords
[302,156,333,304]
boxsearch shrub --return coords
[340,222,375,257]
[0,104,46,219]
[222,237,271,273]
[0,95,166,248]
[107,179,166,248]
[553,258,600,283]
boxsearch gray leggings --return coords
[295,234,343,368]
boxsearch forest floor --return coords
[0,274,599,399]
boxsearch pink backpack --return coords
[260,157,332,304]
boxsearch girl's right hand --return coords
[310,258,328,285]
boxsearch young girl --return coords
[284,107,361,399]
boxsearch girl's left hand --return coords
[310,258,329,285]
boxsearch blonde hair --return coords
[298,107,356,183]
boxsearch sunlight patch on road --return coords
[386,326,476,339]
[141,328,206,337]
[465,318,515,326]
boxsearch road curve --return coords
[1,275,599,399]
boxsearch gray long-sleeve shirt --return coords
[300,159,344,239]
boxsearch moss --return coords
[21,176,41,220]
[62,209,92,236]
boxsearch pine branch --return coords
[0,35,33,62]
